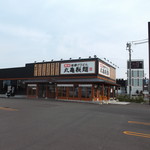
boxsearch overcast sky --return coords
[0,0,149,79]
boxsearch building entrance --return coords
[38,84,47,98]
[47,84,55,98]
[27,84,37,98]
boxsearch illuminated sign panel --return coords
[99,62,110,77]
[127,61,143,69]
[60,61,95,74]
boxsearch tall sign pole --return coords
[148,22,150,105]
[126,43,132,99]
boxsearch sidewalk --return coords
[0,94,27,99]
[106,99,130,105]
[55,99,130,105]
[0,94,130,105]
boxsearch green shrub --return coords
[117,95,144,103]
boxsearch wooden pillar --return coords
[111,86,115,99]
[26,84,28,97]
[46,84,48,98]
[102,84,104,100]
[107,86,110,100]
[115,86,118,98]
[55,85,58,99]
[66,87,69,100]
[36,84,38,98]
[92,85,94,101]
[113,86,115,99]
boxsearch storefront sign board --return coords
[99,62,110,77]
[60,61,95,74]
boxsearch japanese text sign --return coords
[99,62,110,77]
[60,61,95,74]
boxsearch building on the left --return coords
[0,57,118,101]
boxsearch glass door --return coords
[27,84,37,98]
[48,84,55,98]
[38,84,47,98]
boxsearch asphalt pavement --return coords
[0,98,149,150]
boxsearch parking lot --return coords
[0,98,149,150]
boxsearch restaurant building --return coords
[0,57,117,101]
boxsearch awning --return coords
[55,78,117,86]
[55,78,104,83]
[24,78,117,86]
[24,79,51,83]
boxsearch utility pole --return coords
[126,42,132,99]
[148,22,150,105]
[127,27,149,103]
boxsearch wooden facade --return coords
[0,57,117,101]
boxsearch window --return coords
[139,71,144,78]
[81,87,86,98]
[133,71,137,78]
[137,70,139,77]
[58,87,67,97]
[81,87,91,98]
[137,79,139,86]
[87,87,91,98]
[132,70,134,77]
[134,79,137,87]
[69,87,74,97]
[28,84,37,96]
[17,80,26,95]
[68,87,79,98]
[104,86,108,97]
[139,79,143,87]
[132,79,134,86]
[74,87,79,98]
[94,88,97,97]
[3,80,11,88]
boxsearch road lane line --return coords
[123,131,150,138]
[0,107,18,111]
[128,121,150,126]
